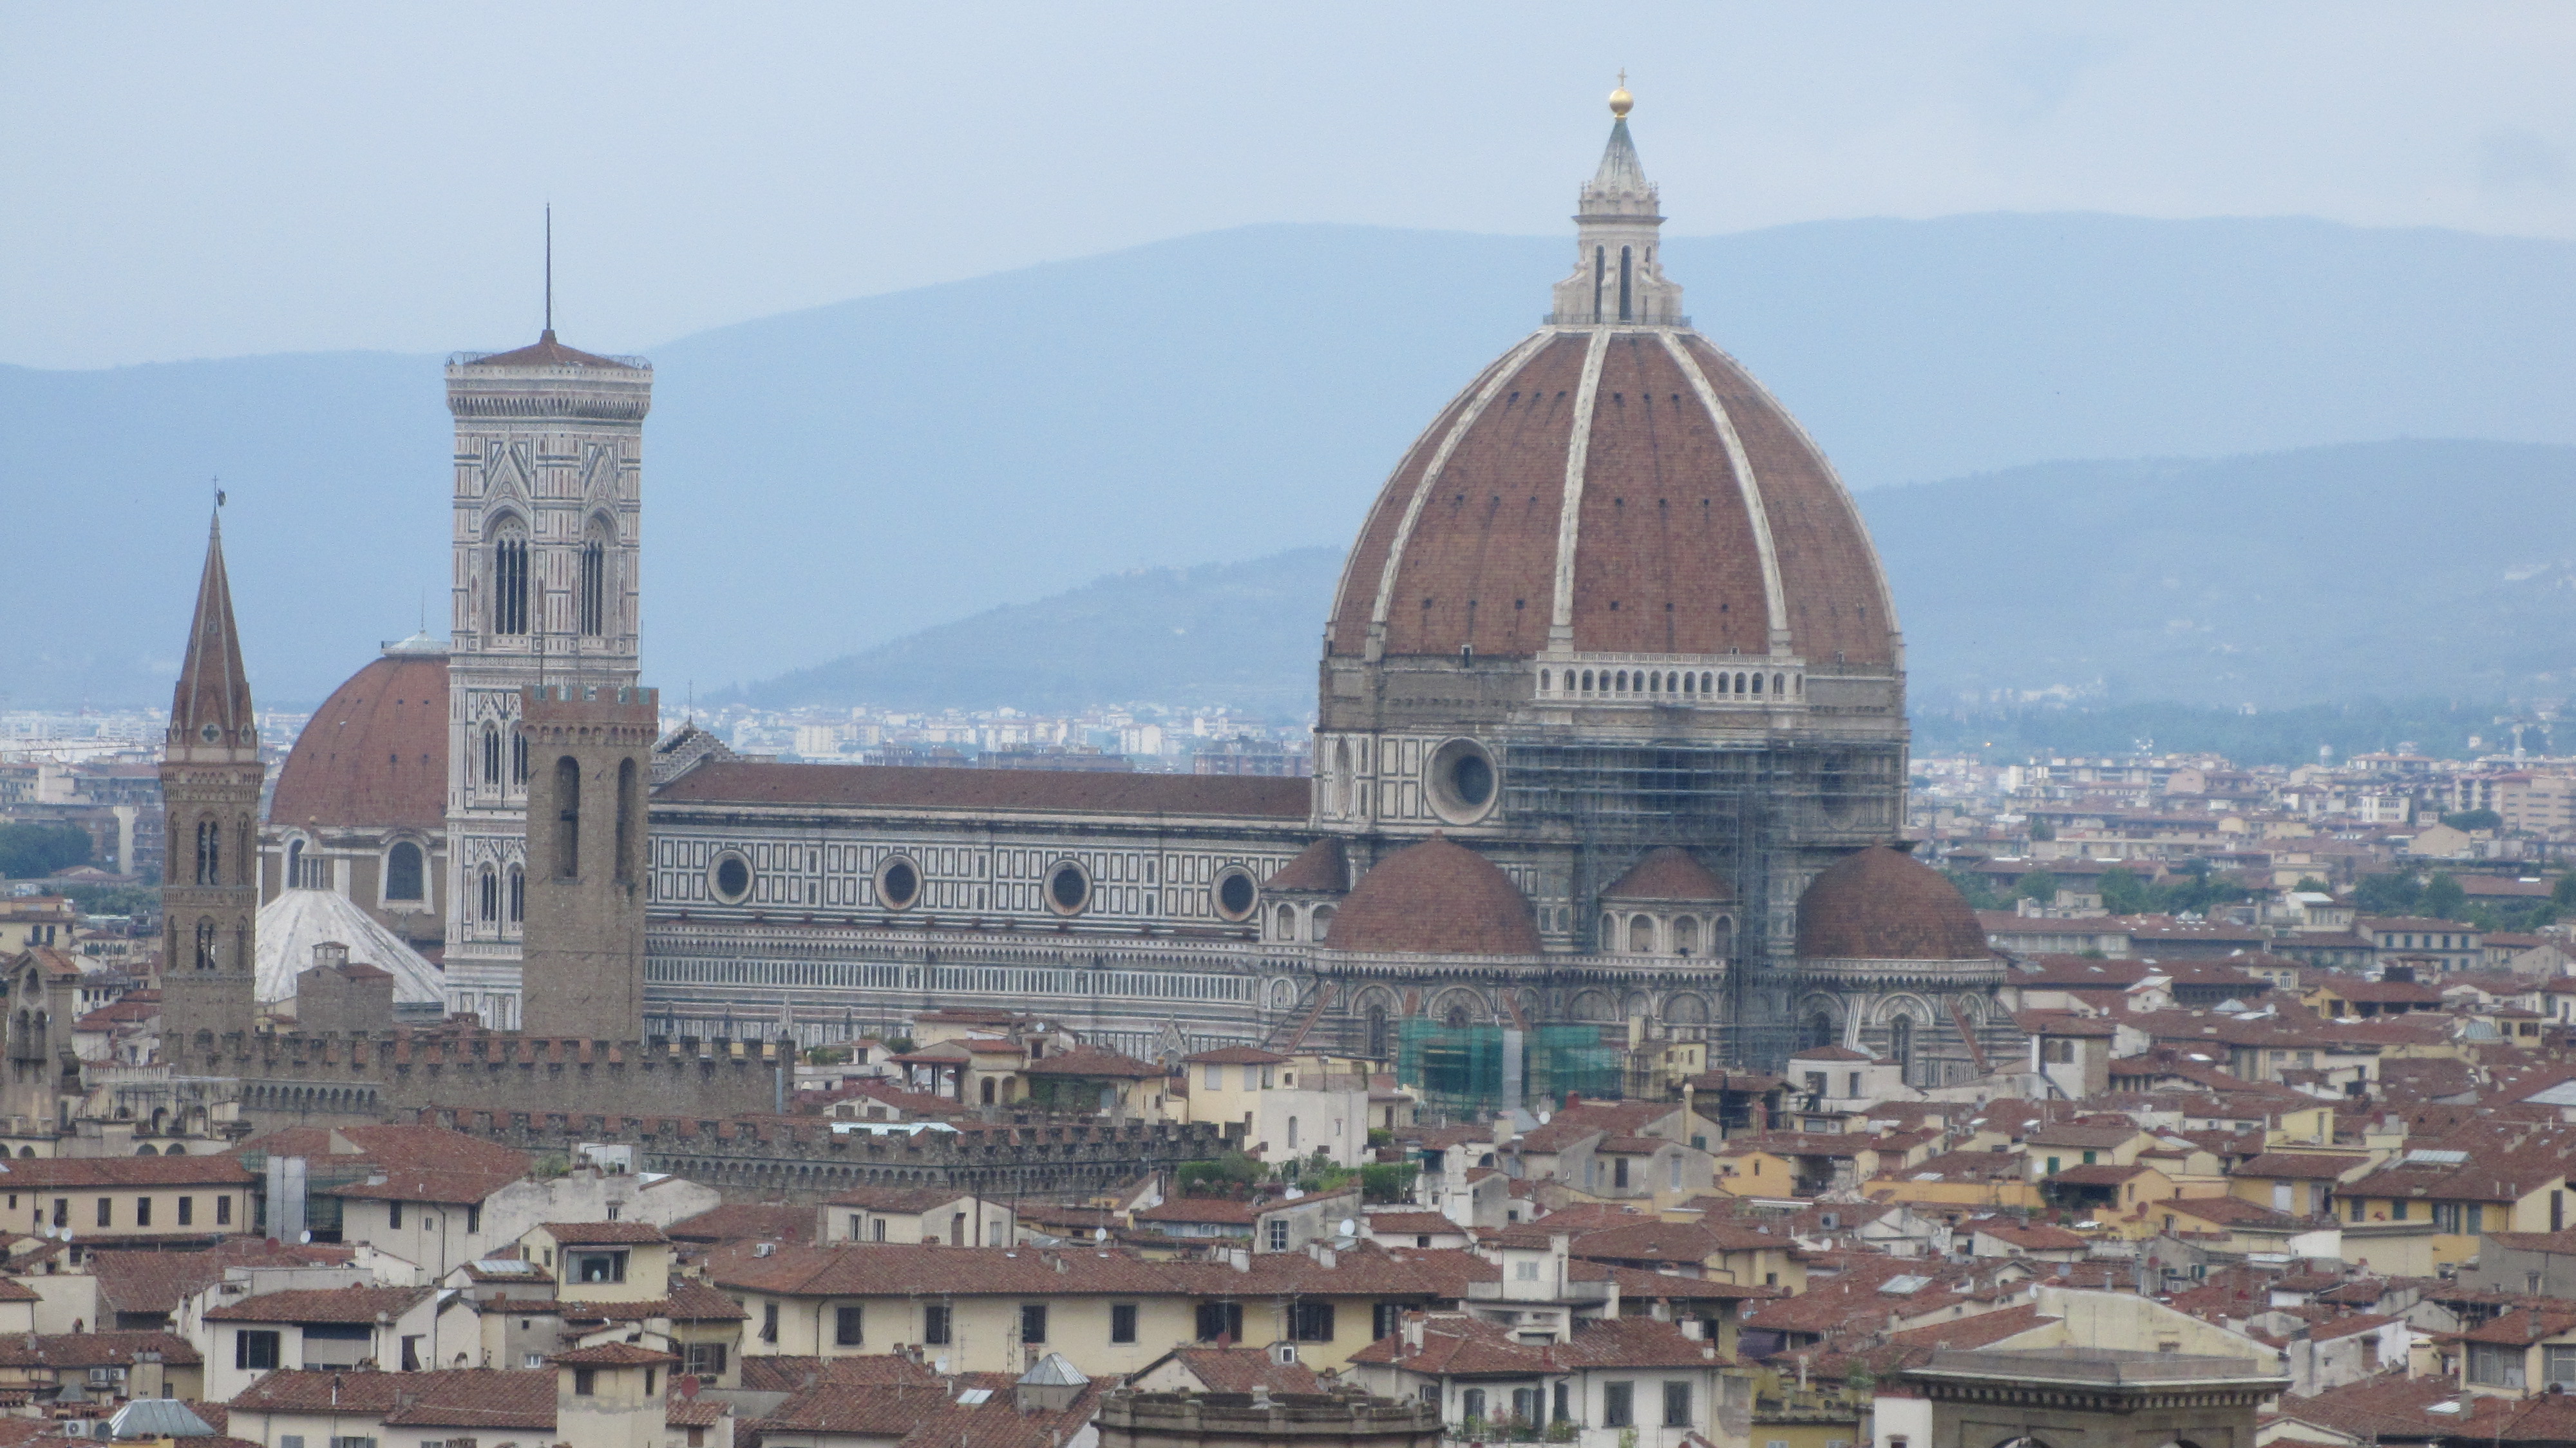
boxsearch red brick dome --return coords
[1325,103,1895,672]
[1600,846,1732,902]
[1794,846,1989,962]
[270,642,449,832]
[1326,329,1897,666]
[1331,836,1540,957]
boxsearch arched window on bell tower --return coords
[554,757,581,877]
[193,918,216,972]
[194,817,220,886]
[614,759,638,884]
[491,518,530,635]
[578,516,611,637]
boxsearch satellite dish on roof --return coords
[1537,1111,1551,1125]
[1095,1227,1109,1242]
[1338,1219,1358,1238]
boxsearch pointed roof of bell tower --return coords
[169,508,256,754]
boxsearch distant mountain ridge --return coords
[734,548,1343,716]
[4,213,2573,708]
[734,439,2576,718]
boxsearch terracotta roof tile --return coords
[1600,848,1732,903]
[0,1332,200,1368]
[665,1204,817,1245]
[1264,839,1348,893]
[0,1156,253,1188]
[1796,847,1989,961]
[1330,837,1539,957]
[230,1369,553,1429]
[204,1285,428,1323]
[540,1221,668,1244]
[1153,1347,1325,1394]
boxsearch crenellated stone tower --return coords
[442,331,652,1029]
[161,511,263,1043]
[518,682,657,1040]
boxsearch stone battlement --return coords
[406,1105,1236,1202]
[179,1026,782,1130]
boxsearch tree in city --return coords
[2420,873,2467,922]
[2354,869,2424,917]
[1943,870,2009,911]
[2443,808,2504,832]
[0,823,90,881]
[2098,867,2148,916]
[2014,870,2060,906]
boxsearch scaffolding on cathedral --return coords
[1396,1017,1622,1119]
[1496,735,1904,1069]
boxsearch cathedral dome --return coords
[1794,845,1989,962]
[269,640,450,832]
[1324,104,1897,673]
[1600,846,1732,903]
[1331,835,1540,956]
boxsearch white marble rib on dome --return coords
[254,888,443,1007]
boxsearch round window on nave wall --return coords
[1425,738,1500,825]
[710,851,753,905]
[1047,861,1092,915]
[876,856,921,911]
[1213,867,1258,922]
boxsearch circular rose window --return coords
[710,852,753,904]
[1047,862,1092,915]
[1213,867,1258,922]
[1425,738,1501,824]
[876,857,921,911]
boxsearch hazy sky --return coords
[6,2,2573,369]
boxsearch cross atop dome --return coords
[1548,78,1686,327]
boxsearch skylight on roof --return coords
[1880,1275,1931,1295]
[956,1389,993,1405]
[2404,1149,2468,1165]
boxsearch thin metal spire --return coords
[544,204,554,336]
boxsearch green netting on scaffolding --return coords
[1397,1018,1626,1116]
[1527,1025,1623,1105]
[1397,1017,1503,1118]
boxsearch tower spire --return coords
[168,504,256,755]
[544,204,554,341]
[1547,79,1685,327]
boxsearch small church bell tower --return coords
[160,510,263,1042]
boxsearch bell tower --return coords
[160,510,262,1042]
[517,682,656,1040]
[441,325,651,1029]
